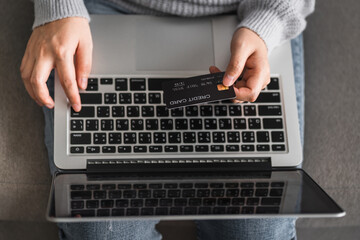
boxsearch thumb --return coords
[75,40,93,90]
[223,47,250,87]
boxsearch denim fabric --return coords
[41,1,304,239]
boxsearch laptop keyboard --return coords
[69,76,287,155]
[69,181,285,217]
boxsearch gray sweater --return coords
[33,0,315,52]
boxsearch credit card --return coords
[162,72,236,109]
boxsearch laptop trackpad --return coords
[136,18,214,71]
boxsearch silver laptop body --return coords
[48,15,344,221]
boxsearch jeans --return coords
[42,1,305,239]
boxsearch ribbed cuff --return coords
[33,0,90,29]
[237,1,289,53]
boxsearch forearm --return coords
[33,0,90,29]
[237,0,315,53]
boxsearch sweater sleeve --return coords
[237,0,315,53]
[33,0,90,29]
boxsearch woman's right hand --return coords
[20,17,93,112]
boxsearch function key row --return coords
[71,105,282,118]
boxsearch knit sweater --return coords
[32,0,315,52]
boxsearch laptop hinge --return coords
[86,158,272,173]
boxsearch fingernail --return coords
[72,104,81,112]
[45,104,53,109]
[81,77,88,89]
[223,74,235,86]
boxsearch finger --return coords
[56,56,81,112]
[20,57,39,102]
[30,58,55,108]
[209,65,221,74]
[233,71,264,102]
[75,39,92,90]
[223,47,252,86]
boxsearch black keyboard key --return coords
[109,191,122,199]
[164,183,178,189]
[71,210,95,217]
[154,132,166,143]
[271,182,285,187]
[170,207,183,215]
[226,189,239,197]
[104,93,117,104]
[86,146,100,153]
[141,208,154,216]
[189,198,202,206]
[115,78,127,91]
[102,146,115,153]
[241,182,254,188]
[168,190,181,198]
[127,106,140,117]
[101,119,113,130]
[112,208,125,216]
[70,146,84,154]
[261,198,282,206]
[241,145,255,151]
[148,78,176,91]
[71,107,94,118]
[242,131,255,142]
[219,119,232,129]
[175,119,188,130]
[116,119,129,131]
[232,198,245,206]
[182,190,195,198]
[199,207,211,214]
[197,189,210,197]
[204,119,217,129]
[160,119,173,130]
[196,145,209,152]
[255,189,269,197]
[257,145,270,151]
[203,198,216,206]
[210,183,224,188]
[118,184,131,189]
[256,206,279,214]
[190,118,202,130]
[156,106,169,117]
[134,146,147,152]
[118,146,131,153]
[149,145,163,152]
[171,108,184,117]
[112,106,125,117]
[133,184,147,189]
[70,120,83,131]
[270,189,283,197]
[184,207,197,215]
[257,131,270,142]
[93,191,106,199]
[86,200,99,208]
[70,191,91,199]
[226,145,240,152]
[97,106,110,117]
[134,93,146,104]
[86,120,98,131]
[86,78,98,91]
[214,106,227,116]
[213,207,226,214]
[174,198,187,206]
[229,105,242,116]
[93,133,106,144]
[186,106,198,116]
[139,133,151,144]
[258,105,282,116]
[149,184,163,189]
[165,145,178,152]
[142,106,154,117]
[71,185,84,190]
[94,209,109,217]
[241,207,254,214]
[211,145,224,152]
[71,133,91,145]
[145,199,159,207]
[131,119,144,130]
[227,131,240,142]
[233,118,246,129]
[126,208,140,216]
[198,132,211,143]
[183,132,196,143]
[211,189,224,197]
[119,93,132,104]
[271,131,285,142]
[101,78,113,85]
[138,190,151,198]
[109,132,121,144]
[168,132,181,143]
[217,198,231,206]
[256,182,269,188]
[130,78,146,91]
[244,106,256,116]
[130,199,143,207]
[146,119,158,130]
[255,92,281,103]
[267,77,280,90]
[116,200,129,207]
[248,118,261,129]
[225,182,238,188]
[200,106,213,116]
[227,207,240,214]
[180,145,193,152]
[179,183,193,189]
[159,198,172,206]
[155,207,168,215]
[272,144,286,151]
[80,93,102,104]
[123,190,136,198]
[101,200,114,208]
[124,133,136,144]
[247,198,260,206]
[241,189,254,197]
[263,118,283,129]
[212,132,225,143]
[148,93,162,104]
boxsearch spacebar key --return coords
[80,93,102,104]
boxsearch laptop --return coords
[47,15,345,221]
